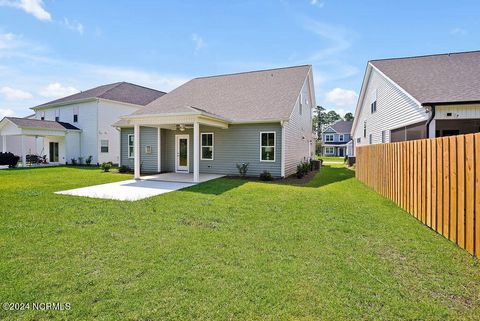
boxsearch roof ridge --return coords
[370,49,480,63]
[194,64,311,80]
[97,82,125,98]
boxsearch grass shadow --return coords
[179,177,247,195]
[306,165,355,188]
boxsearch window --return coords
[369,134,373,144]
[201,133,214,160]
[73,114,78,122]
[381,130,386,143]
[325,134,334,142]
[128,134,134,158]
[100,140,109,153]
[55,116,60,122]
[41,116,45,120]
[260,132,275,162]
[339,134,344,142]
[363,121,367,138]
[325,147,334,154]
[40,111,45,121]
[371,100,377,113]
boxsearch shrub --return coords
[236,162,249,177]
[85,156,93,166]
[78,157,84,165]
[259,170,273,181]
[118,165,130,173]
[0,152,20,168]
[70,158,77,165]
[296,161,310,179]
[101,162,112,172]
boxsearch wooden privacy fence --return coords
[356,133,480,257]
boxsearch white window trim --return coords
[325,134,334,142]
[200,132,214,161]
[128,134,134,159]
[325,147,334,154]
[260,131,276,162]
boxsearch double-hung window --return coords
[128,134,134,158]
[260,132,275,162]
[339,134,344,142]
[201,133,214,160]
[100,140,109,153]
[325,147,334,154]
[325,134,334,142]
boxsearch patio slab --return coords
[55,179,195,201]
[141,172,224,183]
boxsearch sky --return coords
[0,0,479,118]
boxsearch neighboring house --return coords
[115,65,316,181]
[0,82,165,166]
[320,120,353,157]
[352,51,480,155]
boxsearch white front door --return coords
[175,134,189,173]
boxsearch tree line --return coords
[313,106,353,137]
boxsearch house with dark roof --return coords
[0,82,165,166]
[320,120,353,157]
[115,65,316,181]
[352,50,480,154]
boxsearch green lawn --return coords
[0,166,479,320]
[318,156,345,162]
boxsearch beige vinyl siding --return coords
[352,66,428,150]
[283,74,314,177]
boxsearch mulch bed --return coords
[225,168,320,186]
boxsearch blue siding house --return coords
[320,120,353,157]
[115,65,316,181]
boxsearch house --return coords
[115,65,316,181]
[352,50,480,154]
[320,120,353,157]
[0,82,165,166]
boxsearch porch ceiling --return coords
[116,113,229,129]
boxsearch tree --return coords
[344,112,354,121]
[313,106,342,137]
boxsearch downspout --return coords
[425,104,436,138]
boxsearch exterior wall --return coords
[0,135,35,156]
[97,100,140,164]
[42,136,66,163]
[120,124,283,177]
[283,73,315,176]
[352,66,428,151]
[321,132,351,143]
[34,99,141,165]
[435,104,480,120]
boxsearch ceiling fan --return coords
[176,124,194,131]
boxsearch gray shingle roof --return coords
[370,51,480,105]
[34,82,166,108]
[330,120,353,133]
[5,117,80,130]
[128,65,312,122]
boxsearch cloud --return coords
[450,27,467,36]
[0,0,51,21]
[0,86,33,100]
[325,88,358,109]
[62,18,84,34]
[0,108,15,118]
[303,19,352,61]
[310,0,325,8]
[39,83,78,98]
[191,33,207,54]
[0,32,17,49]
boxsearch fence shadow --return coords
[305,165,355,188]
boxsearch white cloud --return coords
[325,88,358,108]
[62,18,84,35]
[0,32,16,49]
[310,0,325,8]
[0,86,33,100]
[191,33,207,54]
[0,0,51,21]
[450,27,467,36]
[39,83,78,98]
[0,108,15,118]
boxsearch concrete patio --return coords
[141,172,224,183]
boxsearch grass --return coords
[318,156,345,162]
[0,165,479,320]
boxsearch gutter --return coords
[425,104,436,138]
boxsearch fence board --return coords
[356,132,479,257]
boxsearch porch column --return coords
[193,121,199,183]
[157,127,161,173]
[134,125,140,179]
[21,135,26,167]
[1,135,6,153]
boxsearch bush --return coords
[236,162,249,177]
[85,156,93,166]
[296,160,310,179]
[101,162,112,172]
[70,158,77,165]
[78,157,84,165]
[0,152,20,168]
[118,165,130,173]
[259,170,273,181]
